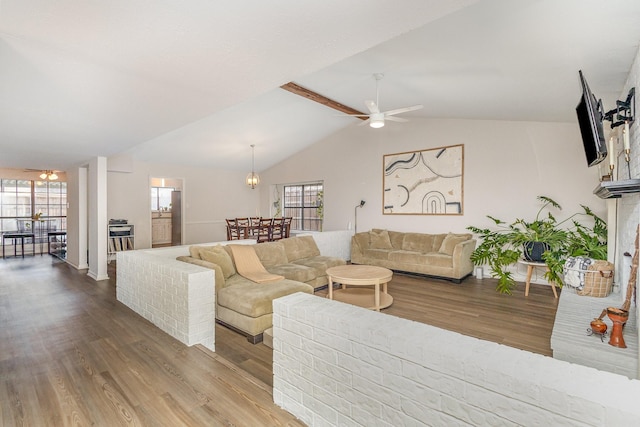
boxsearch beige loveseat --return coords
[178,235,345,343]
[351,229,476,283]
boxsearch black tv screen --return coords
[576,70,607,167]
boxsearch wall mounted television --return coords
[576,70,607,167]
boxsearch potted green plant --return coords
[467,196,606,294]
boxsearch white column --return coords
[77,167,88,269]
[87,157,109,281]
[64,166,89,270]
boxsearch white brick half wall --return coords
[273,293,640,426]
[116,251,216,351]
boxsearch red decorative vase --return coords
[607,307,629,348]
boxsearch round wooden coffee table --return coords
[326,265,393,311]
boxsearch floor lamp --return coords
[354,200,365,233]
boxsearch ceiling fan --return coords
[24,169,61,180]
[349,73,424,128]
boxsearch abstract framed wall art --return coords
[383,144,463,215]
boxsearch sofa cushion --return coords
[253,241,288,267]
[353,232,371,251]
[439,233,472,255]
[389,251,453,267]
[282,235,320,262]
[199,245,236,279]
[387,230,405,249]
[189,245,215,259]
[265,263,317,283]
[293,256,346,277]
[370,229,393,249]
[217,277,312,318]
[364,249,392,261]
[402,233,440,253]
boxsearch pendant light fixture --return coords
[246,144,260,189]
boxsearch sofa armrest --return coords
[350,232,369,262]
[451,239,477,278]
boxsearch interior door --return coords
[171,190,182,246]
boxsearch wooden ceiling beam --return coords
[280,82,367,120]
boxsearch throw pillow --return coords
[200,245,236,279]
[370,229,393,249]
[439,233,470,255]
[189,245,206,259]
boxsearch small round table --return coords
[326,265,394,311]
[519,260,558,298]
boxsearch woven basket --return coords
[578,260,614,297]
[563,258,614,297]
[579,261,614,297]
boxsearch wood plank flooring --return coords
[0,256,303,426]
[1,256,559,425]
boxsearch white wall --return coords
[107,118,606,256]
[260,118,606,238]
[107,159,260,249]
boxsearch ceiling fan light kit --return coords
[369,113,385,128]
[39,170,58,180]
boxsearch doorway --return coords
[150,177,183,247]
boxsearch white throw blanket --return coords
[563,256,593,290]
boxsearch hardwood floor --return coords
[1,256,559,425]
[373,272,559,356]
[0,256,303,426]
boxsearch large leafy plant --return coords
[467,196,606,294]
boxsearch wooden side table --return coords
[519,260,558,298]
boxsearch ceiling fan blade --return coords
[358,118,372,127]
[364,100,379,114]
[383,104,424,116]
[385,116,409,123]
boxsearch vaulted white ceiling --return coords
[1,0,639,173]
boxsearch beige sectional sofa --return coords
[351,229,476,283]
[178,235,345,343]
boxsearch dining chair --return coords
[283,217,293,238]
[256,218,273,243]
[236,218,250,239]
[248,217,261,237]
[271,217,286,241]
[226,218,243,240]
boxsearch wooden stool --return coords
[520,260,558,298]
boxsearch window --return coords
[151,187,174,211]
[0,179,67,235]
[283,183,323,231]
